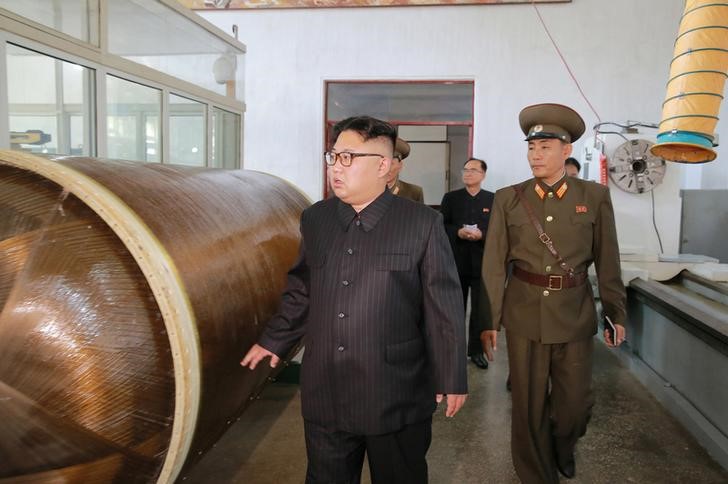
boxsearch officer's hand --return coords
[481,330,498,361]
[604,324,626,347]
[240,344,280,370]
[436,393,467,417]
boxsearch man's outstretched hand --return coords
[240,344,280,370]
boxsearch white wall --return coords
[201,0,725,255]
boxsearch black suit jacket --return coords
[440,188,495,277]
[259,189,466,435]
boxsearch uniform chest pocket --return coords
[570,212,596,246]
[507,213,539,246]
[375,253,411,271]
[507,214,531,228]
[570,213,596,226]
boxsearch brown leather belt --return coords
[512,266,587,291]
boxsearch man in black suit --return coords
[241,116,467,484]
[440,158,495,370]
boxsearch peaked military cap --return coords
[519,103,585,143]
[395,138,411,160]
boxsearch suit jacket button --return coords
[546,215,554,222]
[543,290,550,296]
[342,280,349,286]
[546,265,552,272]
[338,312,345,319]
[338,345,345,352]
[346,248,353,255]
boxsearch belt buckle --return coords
[548,275,563,290]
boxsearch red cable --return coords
[531,1,602,123]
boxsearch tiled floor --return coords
[183,341,728,483]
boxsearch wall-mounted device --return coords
[579,136,607,185]
[609,138,666,193]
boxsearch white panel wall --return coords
[201,0,725,254]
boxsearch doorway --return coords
[324,80,474,204]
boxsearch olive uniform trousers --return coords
[506,330,594,484]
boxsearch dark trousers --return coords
[303,418,432,484]
[460,274,484,356]
[506,330,594,484]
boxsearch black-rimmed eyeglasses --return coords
[324,151,385,167]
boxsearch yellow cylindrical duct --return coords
[651,0,728,163]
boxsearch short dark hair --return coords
[464,158,487,173]
[331,116,397,155]
[565,157,581,172]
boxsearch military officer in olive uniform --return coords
[480,103,627,483]
[388,138,425,203]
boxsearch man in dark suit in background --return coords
[242,116,467,484]
[440,158,494,370]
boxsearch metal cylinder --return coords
[651,0,728,163]
[0,150,309,482]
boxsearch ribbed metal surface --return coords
[0,153,308,482]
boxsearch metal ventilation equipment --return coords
[609,139,666,193]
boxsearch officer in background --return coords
[387,138,424,203]
[565,157,581,177]
[480,103,626,483]
[440,158,494,369]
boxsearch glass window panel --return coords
[169,94,206,167]
[107,0,244,101]
[7,44,94,156]
[0,0,99,45]
[106,74,161,162]
[327,82,474,123]
[63,62,88,104]
[211,107,240,169]
[69,115,86,155]
[145,115,159,160]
